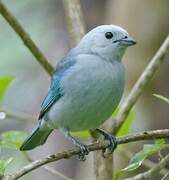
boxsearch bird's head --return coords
[76,25,136,61]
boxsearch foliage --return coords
[0,76,14,103]
[123,139,169,171]
[0,93,15,177]
[115,139,169,179]
[0,158,13,178]
[0,131,27,150]
[0,130,27,177]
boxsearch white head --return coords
[75,25,136,61]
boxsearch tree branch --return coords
[3,129,169,180]
[0,1,54,76]
[126,153,169,180]
[24,153,72,180]
[1,110,72,179]
[161,171,169,180]
[43,165,73,180]
[0,109,35,124]
[62,0,86,47]
[111,35,169,134]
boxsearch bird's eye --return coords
[105,32,113,39]
[124,36,128,39]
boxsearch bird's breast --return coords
[48,56,125,131]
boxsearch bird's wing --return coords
[38,57,76,120]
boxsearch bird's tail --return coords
[20,125,53,151]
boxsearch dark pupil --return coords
[105,32,113,39]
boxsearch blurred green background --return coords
[0,0,169,179]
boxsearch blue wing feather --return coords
[38,56,76,120]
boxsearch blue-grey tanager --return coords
[20,25,136,159]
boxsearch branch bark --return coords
[24,153,72,180]
[0,1,54,76]
[62,0,86,47]
[43,165,73,180]
[92,132,114,180]
[126,153,169,180]
[3,129,169,180]
[0,109,35,124]
[111,35,169,134]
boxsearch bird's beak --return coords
[115,36,136,46]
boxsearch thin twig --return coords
[3,129,169,180]
[92,134,114,180]
[125,153,169,180]
[0,1,54,76]
[62,0,86,47]
[161,171,169,180]
[1,109,71,179]
[111,35,169,134]
[43,165,73,180]
[1,110,71,179]
[24,153,72,180]
[0,109,35,124]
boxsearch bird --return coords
[20,25,136,160]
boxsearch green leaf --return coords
[0,131,27,150]
[153,94,169,105]
[123,139,169,171]
[0,158,13,177]
[113,107,135,136]
[0,76,14,103]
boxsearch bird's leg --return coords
[63,129,89,161]
[96,128,117,157]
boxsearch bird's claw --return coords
[96,128,117,157]
[102,134,117,157]
[76,143,89,161]
[63,130,89,161]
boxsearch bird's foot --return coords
[74,141,89,161]
[96,128,117,157]
[63,130,89,161]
